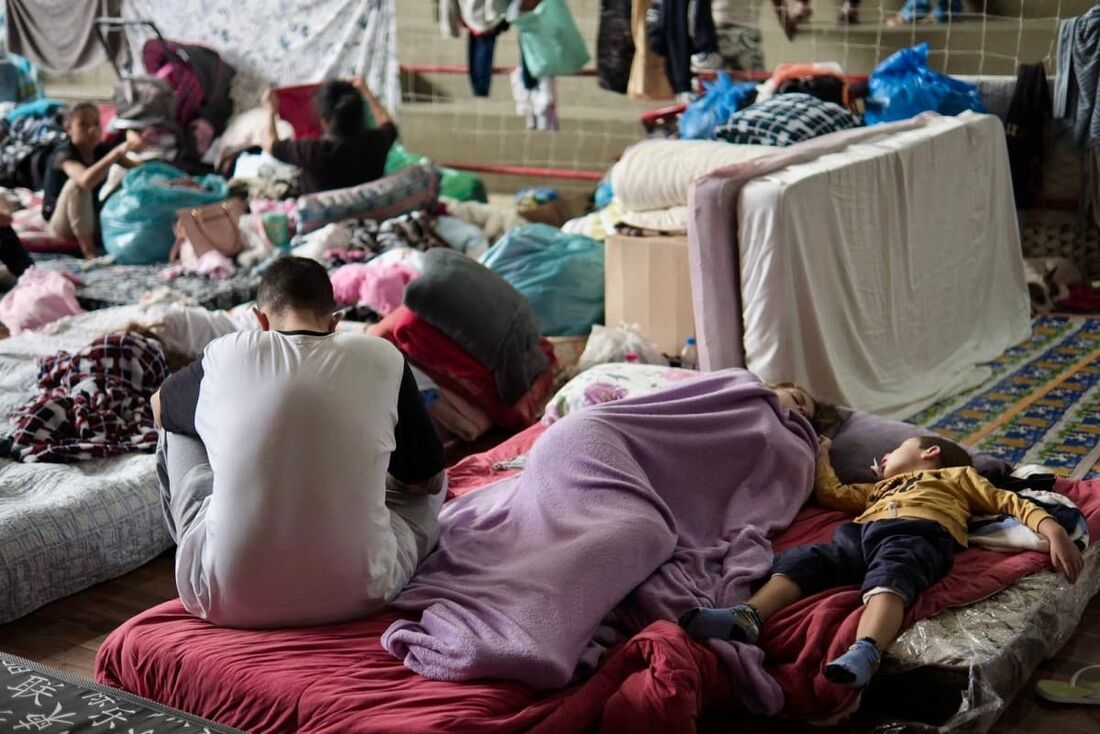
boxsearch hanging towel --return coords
[1005,63,1051,208]
[597,0,635,94]
[1053,6,1100,147]
[5,0,123,74]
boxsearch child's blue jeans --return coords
[770,518,956,606]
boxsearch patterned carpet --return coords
[906,316,1100,479]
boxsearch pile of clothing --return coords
[369,248,558,441]
[9,331,169,463]
[0,100,66,190]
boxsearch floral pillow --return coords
[542,363,699,424]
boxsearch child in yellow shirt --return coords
[680,435,1084,688]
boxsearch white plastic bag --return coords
[576,323,668,371]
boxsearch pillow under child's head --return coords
[823,406,1011,483]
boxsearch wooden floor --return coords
[0,553,1097,732]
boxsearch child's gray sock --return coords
[678,603,763,643]
[823,637,881,688]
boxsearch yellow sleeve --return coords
[960,468,1053,532]
[813,462,876,514]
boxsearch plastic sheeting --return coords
[479,223,604,337]
[865,545,1100,732]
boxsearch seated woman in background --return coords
[43,102,145,259]
[262,78,397,195]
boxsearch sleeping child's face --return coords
[878,437,941,479]
[775,385,816,422]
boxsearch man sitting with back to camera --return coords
[152,256,445,628]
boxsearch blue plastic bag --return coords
[865,43,985,125]
[100,161,229,265]
[511,0,591,78]
[479,223,604,337]
[678,72,757,140]
[594,173,614,210]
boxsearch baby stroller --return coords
[94,17,236,171]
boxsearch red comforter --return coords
[96,424,1100,731]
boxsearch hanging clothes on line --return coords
[468,28,501,97]
[1054,6,1100,235]
[1004,63,1051,209]
[510,50,558,131]
[597,0,634,94]
[646,0,719,95]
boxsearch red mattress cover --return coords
[96,424,1100,731]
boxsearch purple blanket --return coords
[382,369,816,714]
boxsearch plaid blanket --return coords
[10,332,169,463]
[715,92,861,147]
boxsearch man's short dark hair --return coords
[256,256,336,317]
[918,436,973,469]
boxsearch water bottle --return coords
[680,337,698,370]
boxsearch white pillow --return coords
[610,139,777,212]
[219,107,295,152]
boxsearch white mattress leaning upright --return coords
[735,112,1030,417]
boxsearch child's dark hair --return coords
[918,436,973,469]
[63,101,99,126]
[314,81,365,138]
[256,256,336,317]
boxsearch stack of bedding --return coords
[564,139,776,239]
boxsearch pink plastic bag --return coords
[0,268,83,336]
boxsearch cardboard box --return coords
[604,234,696,356]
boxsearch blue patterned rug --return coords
[906,316,1100,479]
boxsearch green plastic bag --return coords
[100,161,229,265]
[512,0,590,78]
[385,142,487,203]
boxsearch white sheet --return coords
[736,113,1030,417]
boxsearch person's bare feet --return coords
[836,2,859,25]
